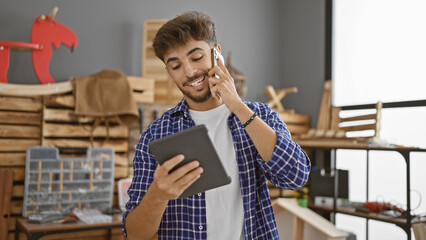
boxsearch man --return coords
[123,11,310,240]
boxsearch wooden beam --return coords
[43,123,129,138]
[316,80,332,130]
[44,94,75,108]
[0,170,13,240]
[0,125,40,138]
[0,96,42,112]
[0,139,40,152]
[0,82,72,96]
[0,111,41,125]
[278,112,310,125]
[0,153,26,167]
[339,124,377,132]
[340,114,377,122]
[43,139,129,152]
[292,216,304,240]
[286,124,310,135]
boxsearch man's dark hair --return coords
[153,11,217,62]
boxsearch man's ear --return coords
[165,66,171,76]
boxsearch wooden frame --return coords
[142,19,182,104]
[272,198,348,240]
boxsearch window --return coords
[332,1,426,239]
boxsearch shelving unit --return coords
[23,146,115,217]
[296,138,426,240]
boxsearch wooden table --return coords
[14,214,123,240]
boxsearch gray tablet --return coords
[148,125,232,198]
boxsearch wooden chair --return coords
[330,102,382,139]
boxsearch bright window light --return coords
[332,1,426,239]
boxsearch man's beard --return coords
[178,72,212,103]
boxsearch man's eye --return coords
[172,65,180,70]
[193,56,203,62]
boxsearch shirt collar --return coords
[170,98,190,119]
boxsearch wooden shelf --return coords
[308,203,426,227]
[299,138,426,240]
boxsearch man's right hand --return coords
[150,154,203,201]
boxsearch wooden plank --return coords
[11,200,22,215]
[115,166,130,179]
[43,108,96,123]
[8,229,125,240]
[273,198,348,239]
[330,107,341,131]
[339,124,377,132]
[1,168,25,181]
[43,139,129,152]
[16,228,121,240]
[0,82,72,96]
[0,170,14,240]
[278,112,310,125]
[316,80,332,130]
[44,108,135,125]
[115,154,130,167]
[12,184,24,198]
[295,138,370,149]
[0,112,41,125]
[8,217,16,232]
[375,102,382,138]
[127,76,155,92]
[0,96,42,112]
[286,124,310,135]
[413,222,426,240]
[43,123,129,138]
[292,216,304,240]
[0,139,40,152]
[340,113,377,122]
[0,153,26,167]
[133,92,155,104]
[0,125,40,138]
[44,94,75,108]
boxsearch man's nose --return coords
[183,63,196,78]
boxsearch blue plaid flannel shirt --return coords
[122,99,311,240]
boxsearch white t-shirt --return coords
[189,104,245,240]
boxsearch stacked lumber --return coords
[142,19,183,104]
[0,76,154,240]
[294,80,382,141]
[0,95,42,240]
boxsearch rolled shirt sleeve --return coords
[254,104,311,190]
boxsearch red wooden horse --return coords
[0,7,78,84]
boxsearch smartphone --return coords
[211,48,225,78]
